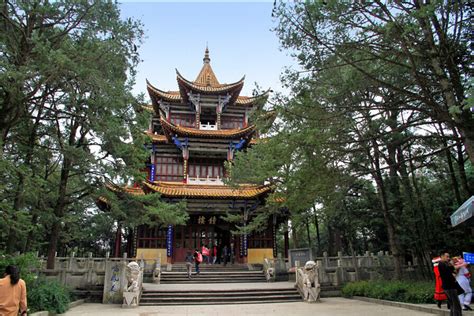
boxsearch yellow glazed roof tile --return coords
[144,181,271,199]
[144,131,168,143]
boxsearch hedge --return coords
[342,280,435,304]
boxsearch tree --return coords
[273,1,474,162]
[0,1,152,268]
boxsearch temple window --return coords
[155,156,183,182]
[137,226,166,248]
[221,115,244,129]
[248,228,273,248]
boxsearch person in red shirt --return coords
[201,245,210,264]
[212,244,218,264]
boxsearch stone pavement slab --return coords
[64,297,431,316]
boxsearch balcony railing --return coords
[187,175,224,185]
[199,122,217,130]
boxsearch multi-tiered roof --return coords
[108,48,272,201]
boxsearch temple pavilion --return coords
[105,48,282,264]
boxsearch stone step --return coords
[160,279,267,284]
[140,299,302,306]
[140,287,302,305]
[142,291,298,298]
[162,271,262,275]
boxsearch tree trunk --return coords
[452,127,472,197]
[305,218,312,249]
[313,207,321,255]
[439,124,462,204]
[370,140,403,280]
[284,224,289,259]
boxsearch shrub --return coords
[0,252,71,313]
[342,280,435,304]
[28,278,71,313]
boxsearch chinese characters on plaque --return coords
[197,215,217,225]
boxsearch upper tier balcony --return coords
[187,175,224,185]
[199,122,217,130]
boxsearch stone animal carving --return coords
[302,260,320,302]
[152,262,161,284]
[123,261,141,307]
[266,267,275,281]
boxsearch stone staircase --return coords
[140,287,302,305]
[160,264,267,284]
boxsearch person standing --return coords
[433,256,449,308]
[201,245,210,264]
[212,244,218,264]
[438,251,463,316]
[193,249,202,275]
[223,245,229,266]
[185,251,194,279]
[453,257,472,311]
[0,265,27,316]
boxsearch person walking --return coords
[433,257,449,309]
[201,245,210,264]
[223,245,229,266]
[193,249,202,275]
[0,265,27,316]
[185,251,194,279]
[212,244,218,264]
[454,257,472,311]
[438,251,463,316]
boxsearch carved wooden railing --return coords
[187,175,224,185]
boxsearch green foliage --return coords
[0,253,70,313]
[28,278,71,313]
[0,1,151,259]
[342,280,435,304]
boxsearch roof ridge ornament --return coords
[203,45,210,64]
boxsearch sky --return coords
[119,1,297,98]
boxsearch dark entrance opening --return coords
[173,220,233,262]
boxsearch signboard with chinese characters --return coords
[289,248,312,267]
[166,225,173,257]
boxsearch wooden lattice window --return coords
[170,112,195,127]
[137,225,166,248]
[221,115,244,129]
[248,228,273,248]
[155,156,183,182]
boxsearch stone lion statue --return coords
[123,261,141,308]
[125,261,140,292]
[302,260,320,302]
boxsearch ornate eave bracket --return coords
[188,91,201,113]
[227,138,247,160]
[172,135,189,159]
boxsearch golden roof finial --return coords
[203,44,210,64]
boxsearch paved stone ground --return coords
[64,298,431,316]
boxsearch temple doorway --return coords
[172,221,233,262]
